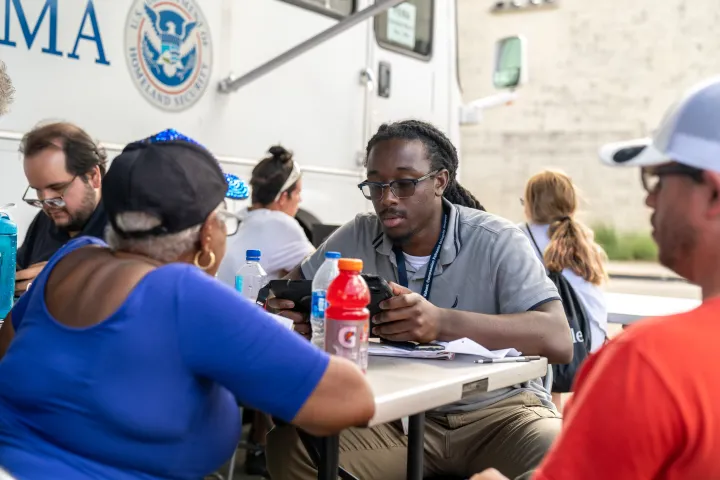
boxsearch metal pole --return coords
[317,435,340,480]
[407,413,425,480]
[217,0,406,94]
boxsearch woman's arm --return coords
[290,356,375,436]
[1,276,34,360]
[175,266,375,436]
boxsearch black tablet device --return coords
[266,274,394,318]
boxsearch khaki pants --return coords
[266,392,561,480]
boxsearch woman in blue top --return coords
[0,136,375,479]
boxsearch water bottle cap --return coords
[325,251,341,259]
[246,249,261,261]
[338,258,363,272]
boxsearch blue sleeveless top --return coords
[0,237,329,479]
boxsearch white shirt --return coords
[522,223,609,352]
[217,208,315,286]
[403,252,430,271]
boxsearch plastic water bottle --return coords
[0,206,17,320]
[310,251,341,349]
[235,249,267,303]
[325,258,371,372]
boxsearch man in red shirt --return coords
[473,76,720,480]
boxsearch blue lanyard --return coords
[393,212,448,300]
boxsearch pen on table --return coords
[474,356,542,364]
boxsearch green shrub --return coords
[592,224,658,261]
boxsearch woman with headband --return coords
[218,145,314,283]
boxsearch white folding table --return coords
[605,292,700,326]
[316,355,548,480]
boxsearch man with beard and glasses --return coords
[265,120,572,480]
[14,122,107,297]
[472,77,720,480]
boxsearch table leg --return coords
[406,413,425,480]
[317,434,340,480]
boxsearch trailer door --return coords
[366,1,452,136]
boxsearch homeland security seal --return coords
[125,0,213,112]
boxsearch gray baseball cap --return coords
[600,76,720,172]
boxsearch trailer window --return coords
[280,0,354,18]
[375,0,434,58]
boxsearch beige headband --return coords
[274,161,301,202]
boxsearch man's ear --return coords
[89,165,102,189]
[435,169,449,196]
[705,171,720,218]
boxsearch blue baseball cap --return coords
[599,76,720,173]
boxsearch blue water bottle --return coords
[0,205,17,320]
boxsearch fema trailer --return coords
[0,0,524,243]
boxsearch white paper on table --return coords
[438,338,521,359]
[368,344,455,360]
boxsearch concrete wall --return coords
[457,0,720,231]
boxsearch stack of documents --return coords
[368,343,455,360]
[368,337,522,361]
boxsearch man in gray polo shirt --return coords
[266,120,572,480]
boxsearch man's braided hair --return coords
[365,120,485,211]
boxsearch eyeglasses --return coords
[216,210,241,236]
[358,170,441,201]
[22,177,77,209]
[641,164,704,194]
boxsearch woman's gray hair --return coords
[105,203,224,263]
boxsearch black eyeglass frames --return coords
[357,170,441,201]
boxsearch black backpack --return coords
[525,224,592,393]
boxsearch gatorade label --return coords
[326,320,370,371]
[338,326,357,348]
[311,291,327,319]
[235,275,243,293]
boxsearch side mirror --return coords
[493,35,527,90]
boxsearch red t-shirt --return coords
[535,297,720,480]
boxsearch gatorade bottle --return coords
[0,206,17,320]
[324,258,371,372]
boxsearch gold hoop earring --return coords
[193,250,216,271]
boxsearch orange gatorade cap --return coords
[338,258,363,272]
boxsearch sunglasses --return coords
[358,170,441,201]
[640,164,704,194]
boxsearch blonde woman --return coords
[521,170,609,353]
[522,170,607,344]
[521,170,608,411]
